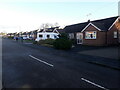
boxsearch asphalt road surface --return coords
[2,38,120,89]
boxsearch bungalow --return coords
[64,16,120,46]
[35,27,59,41]
[26,31,32,40]
[28,30,38,40]
[21,32,27,39]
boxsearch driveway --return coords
[78,46,119,60]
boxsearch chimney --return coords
[88,19,91,23]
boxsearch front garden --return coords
[34,33,73,50]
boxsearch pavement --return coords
[71,45,120,70]
[78,47,119,60]
[2,38,120,88]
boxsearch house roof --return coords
[92,22,106,31]
[38,27,59,33]
[22,32,27,35]
[64,16,119,33]
[57,29,65,33]
[65,22,89,33]
[32,30,38,34]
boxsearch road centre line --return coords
[81,78,109,90]
[29,55,54,67]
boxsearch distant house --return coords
[64,16,120,46]
[7,33,12,37]
[7,33,17,37]
[26,31,32,39]
[28,30,38,40]
[21,32,27,39]
[35,27,59,41]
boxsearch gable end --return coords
[81,23,101,32]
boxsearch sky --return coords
[0,0,119,33]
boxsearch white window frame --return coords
[114,31,117,38]
[85,31,97,39]
[69,33,74,39]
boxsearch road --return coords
[2,38,120,89]
[0,37,2,89]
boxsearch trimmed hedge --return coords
[53,34,72,50]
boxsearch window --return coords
[69,33,74,39]
[85,31,96,39]
[47,35,50,38]
[114,31,117,38]
[39,35,43,38]
[54,35,58,39]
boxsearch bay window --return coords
[85,31,96,39]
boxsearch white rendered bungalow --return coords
[35,27,59,41]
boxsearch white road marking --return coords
[29,55,54,67]
[81,78,109,90]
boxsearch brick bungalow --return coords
[64,16,120,46]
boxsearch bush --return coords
[37,39,55,45]
[53,38,72,50]
[71,39,76,44]
[58,33,68,39]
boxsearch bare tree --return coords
[40,23,53,29]
[39,22,60,32]
[54,22,59,27]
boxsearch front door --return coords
[76,33,83,44]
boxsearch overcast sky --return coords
[0,0,119,33]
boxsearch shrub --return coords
[58,33,68,39]
[71,39,76,44]
[53,38,72,50]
